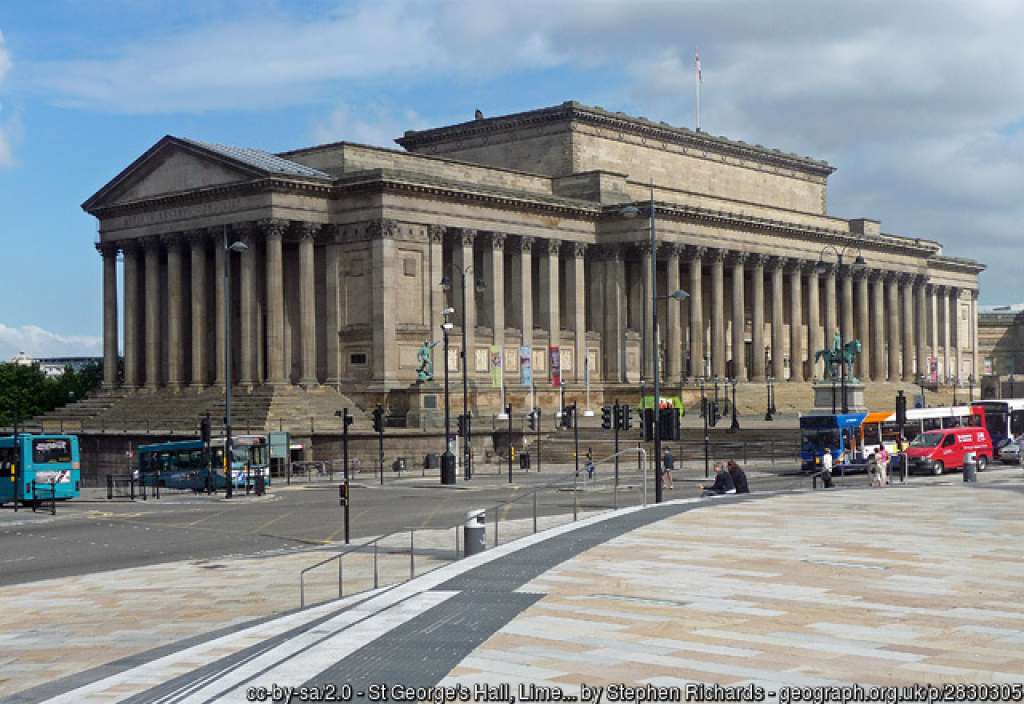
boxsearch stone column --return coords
[855,269,870,380]
[788,259,804,382]
[710,248,726,378]
[770,257,786,381]
[806,261,820,380]
[929,284,939,377]
[143,237,162,389]
[482,233,507,363]
[164,236,184,390]
[936,285,949,381]
[538,238,560,380]
[185,232,208,387]
[262,219,288,385]
[636,244,653,381]
[122,242,141,389]
[238,225,258,387]
[730,252,747,381]
[949,287,960,381]
[841,266,854,351]
[871,272,886,381]
[453,228,477,379]
[886,272,901,381]
[901,273,915,381]
[971,290,980,382]
[370,219,399,386]
[823,263,838,346]
[688,247,705,378]
[98,242,119,389]
[324,226,341,386]
[213,234,226,386]
[916,278,928,382]
[565,242,586,381]
[750,254,766,381]
[297,223,319,387]
[601,246,627,382]
[510,236,534,351]
[665,244,682,381]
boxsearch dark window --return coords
[32,439,71,464]
[1011,410,1024,437]
[942,435,956,447]
[350,353,367,366]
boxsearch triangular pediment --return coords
[83,136,268,212]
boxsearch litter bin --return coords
[963,452,977,483]
[440,452,456,485]
[463,509,486,555]
[520,452,530,470]
[424,453,439,469]
[254,474,266,496]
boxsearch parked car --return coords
[998,438,1022,464]
[905,427,992,476]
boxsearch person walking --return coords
[867,453,883,487]
[877,446,890,486]
[584,447,595,480]
[662,448,675,490]
[820,448,834,488]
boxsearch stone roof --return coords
[180,138,333,180]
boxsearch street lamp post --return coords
[440,308,455,482]
[969,374,975,402]
[952,373,958,405]
[441,272,484,481]
[816,246,866,414]
[764,346,773,421]
[729,378,739,431]
[222,229,249,499]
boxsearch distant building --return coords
[7,352,102,378]
[978,305,1024,396]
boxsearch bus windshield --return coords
[910,431,943,448]
[802,428,840,454]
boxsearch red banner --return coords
[550,346,561,387]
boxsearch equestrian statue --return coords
[814,330,862,382]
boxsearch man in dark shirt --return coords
[727,460,750,494]
[699,462,736,497]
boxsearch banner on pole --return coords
[519,346,532,386]
[489,345,502,387]
[550,346,561,387]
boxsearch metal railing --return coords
[298,447,648,608]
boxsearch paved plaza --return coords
[3,469,1023,703]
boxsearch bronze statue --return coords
[815,330,862,382]
[416,340,439,383]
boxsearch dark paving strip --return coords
[0,593,379,704]
[299,498,761,697]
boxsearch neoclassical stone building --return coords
[87,101,983,413]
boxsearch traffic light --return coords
[372,406,385,434]
[601,405,612,430]
[527,410,537,431]
[896,390,907,428]
[621,405,632,430]
[709,401,720,428]
[457,414,467,437]
[338,482,349,507]
[335,408,354,428]
[562,404,576,429]
[199,415,211,445]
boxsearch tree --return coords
[0,361,103,427]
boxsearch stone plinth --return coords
[405,383,446,430]
[812,380,865,413]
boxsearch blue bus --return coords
[0,434,82,505]
[136,435,269,491]
[800,413,867,472]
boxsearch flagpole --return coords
[695,48,702,132]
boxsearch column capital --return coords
[801,259,820,275]
[367,218,398,240]
[594,243,623,262]
[513,235,534,254]
[634,241,652,257]
[852,266,870,281]
[817,260,837,276]
[686,244,707,261]
[427,224,445,243]
[660,242,684,258]
[898,271,916,286]
[927,282,943,296]
[914,274,928,288]
[452,227,477,246]
[562,240,586,257]
[728,250,749,266]
[160,233,183,250]
[487,232,507,250]
[95,241,119,257]
[259,218,290,239]
[768,255,788,271]
[785,258,804,274]
[707,247,727,263]
[296,221,322,241]
[883,269,901,283]
[750,252,770,268]
[140,235,162,251]
[184,229,209,246]
[868,268,885,281]
[121,239,143,255]
[541,237,561,255]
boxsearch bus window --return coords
[33,439,72,464]
[1012,410,1024,438]
[923,418,942,432]
[250,446,267,467]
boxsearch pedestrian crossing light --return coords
[457,414,467,437]
[601,405,612,430]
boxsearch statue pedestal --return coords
[812,380,865,413]
[406,382,446,430]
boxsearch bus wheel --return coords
[932,461,944,476]
[977,456,988,472]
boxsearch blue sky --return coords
[1,0,1022,358]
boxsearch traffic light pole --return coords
[536,409,542,473]
[341,407,351,545]
[507,405,513,484]
[613,400,620,485]
[375,406,385,486]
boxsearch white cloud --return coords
[311,102,426,148]
[0,29,13,168]
[0,324,102,361]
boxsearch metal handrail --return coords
[298,446,648,608]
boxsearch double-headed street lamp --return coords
[441,270,485,480]
[440,308,455,482]
[222,229,249,499]
[815,245,866,414]
[621,188,688,504]
[763,346,774,421]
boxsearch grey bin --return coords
[463,509,486,556]
[963,452,977,483]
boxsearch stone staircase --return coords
[709,381,959,416]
